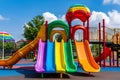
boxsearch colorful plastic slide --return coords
[45,40,55,72]
[0,25,46,68]
[35,39,76,73]
[35,39,46,72]
[55,40,66,72]
[75,40,100,72]
[94,47,111,62]
[64,39,77,72]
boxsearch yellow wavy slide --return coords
[75,40,100,72]
[0,25,46,68]
[55,40,66,72]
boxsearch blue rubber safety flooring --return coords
[1,67,120,77]
[0,69,37,76]
[0,61,120,77]
[77,67,120,72]
[14,62,35,66]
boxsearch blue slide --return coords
[45,40,56,72]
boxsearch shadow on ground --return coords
[15,66,95,79]
[68,72,95,77]
[15,67,70,79]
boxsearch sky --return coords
[0,0,120,41]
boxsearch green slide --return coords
[64,39,77,72]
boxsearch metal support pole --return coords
[60,73,63,79]
[117,51,119,67]
[41,73,44,78]
[87,19,90,42]
[103,19,106,67]
[109,50,111,66]
[99,22,101,66]
[45,21,48,40]
[113,51,115,66]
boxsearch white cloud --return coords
[60,15,66,21]
[42,12,57,23]
[24,23,30,28]
[90,10,120,28]
[113,0,120,5]
[0,15,5,20]
[108,10,120,27]
[42,12,66,23]
[90,11,110,27]
[42,11,120,28]
[0,14,10,21]
[103,0,112,4]
[103,0,120,5]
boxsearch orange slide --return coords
[75,40,100,72]
[0,25,46,68]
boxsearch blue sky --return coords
[0,0,120,41]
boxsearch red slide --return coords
[94,47,111,62]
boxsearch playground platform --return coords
[0,59,120,80]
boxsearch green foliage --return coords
[0,41,15,50]
[91,44,100,56]
[17,41,28,49]
[23,15,44,40]
[4,42,15,50]
[91,44,99,51]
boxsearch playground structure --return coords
[0,4,120,78]
[110,30,120,67]
[87,19,120,67]
[0,4,100,77]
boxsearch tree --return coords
[91,44,100,56]
[0,41,15,58]
[23,15,44,40]
[0,41,15,50]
